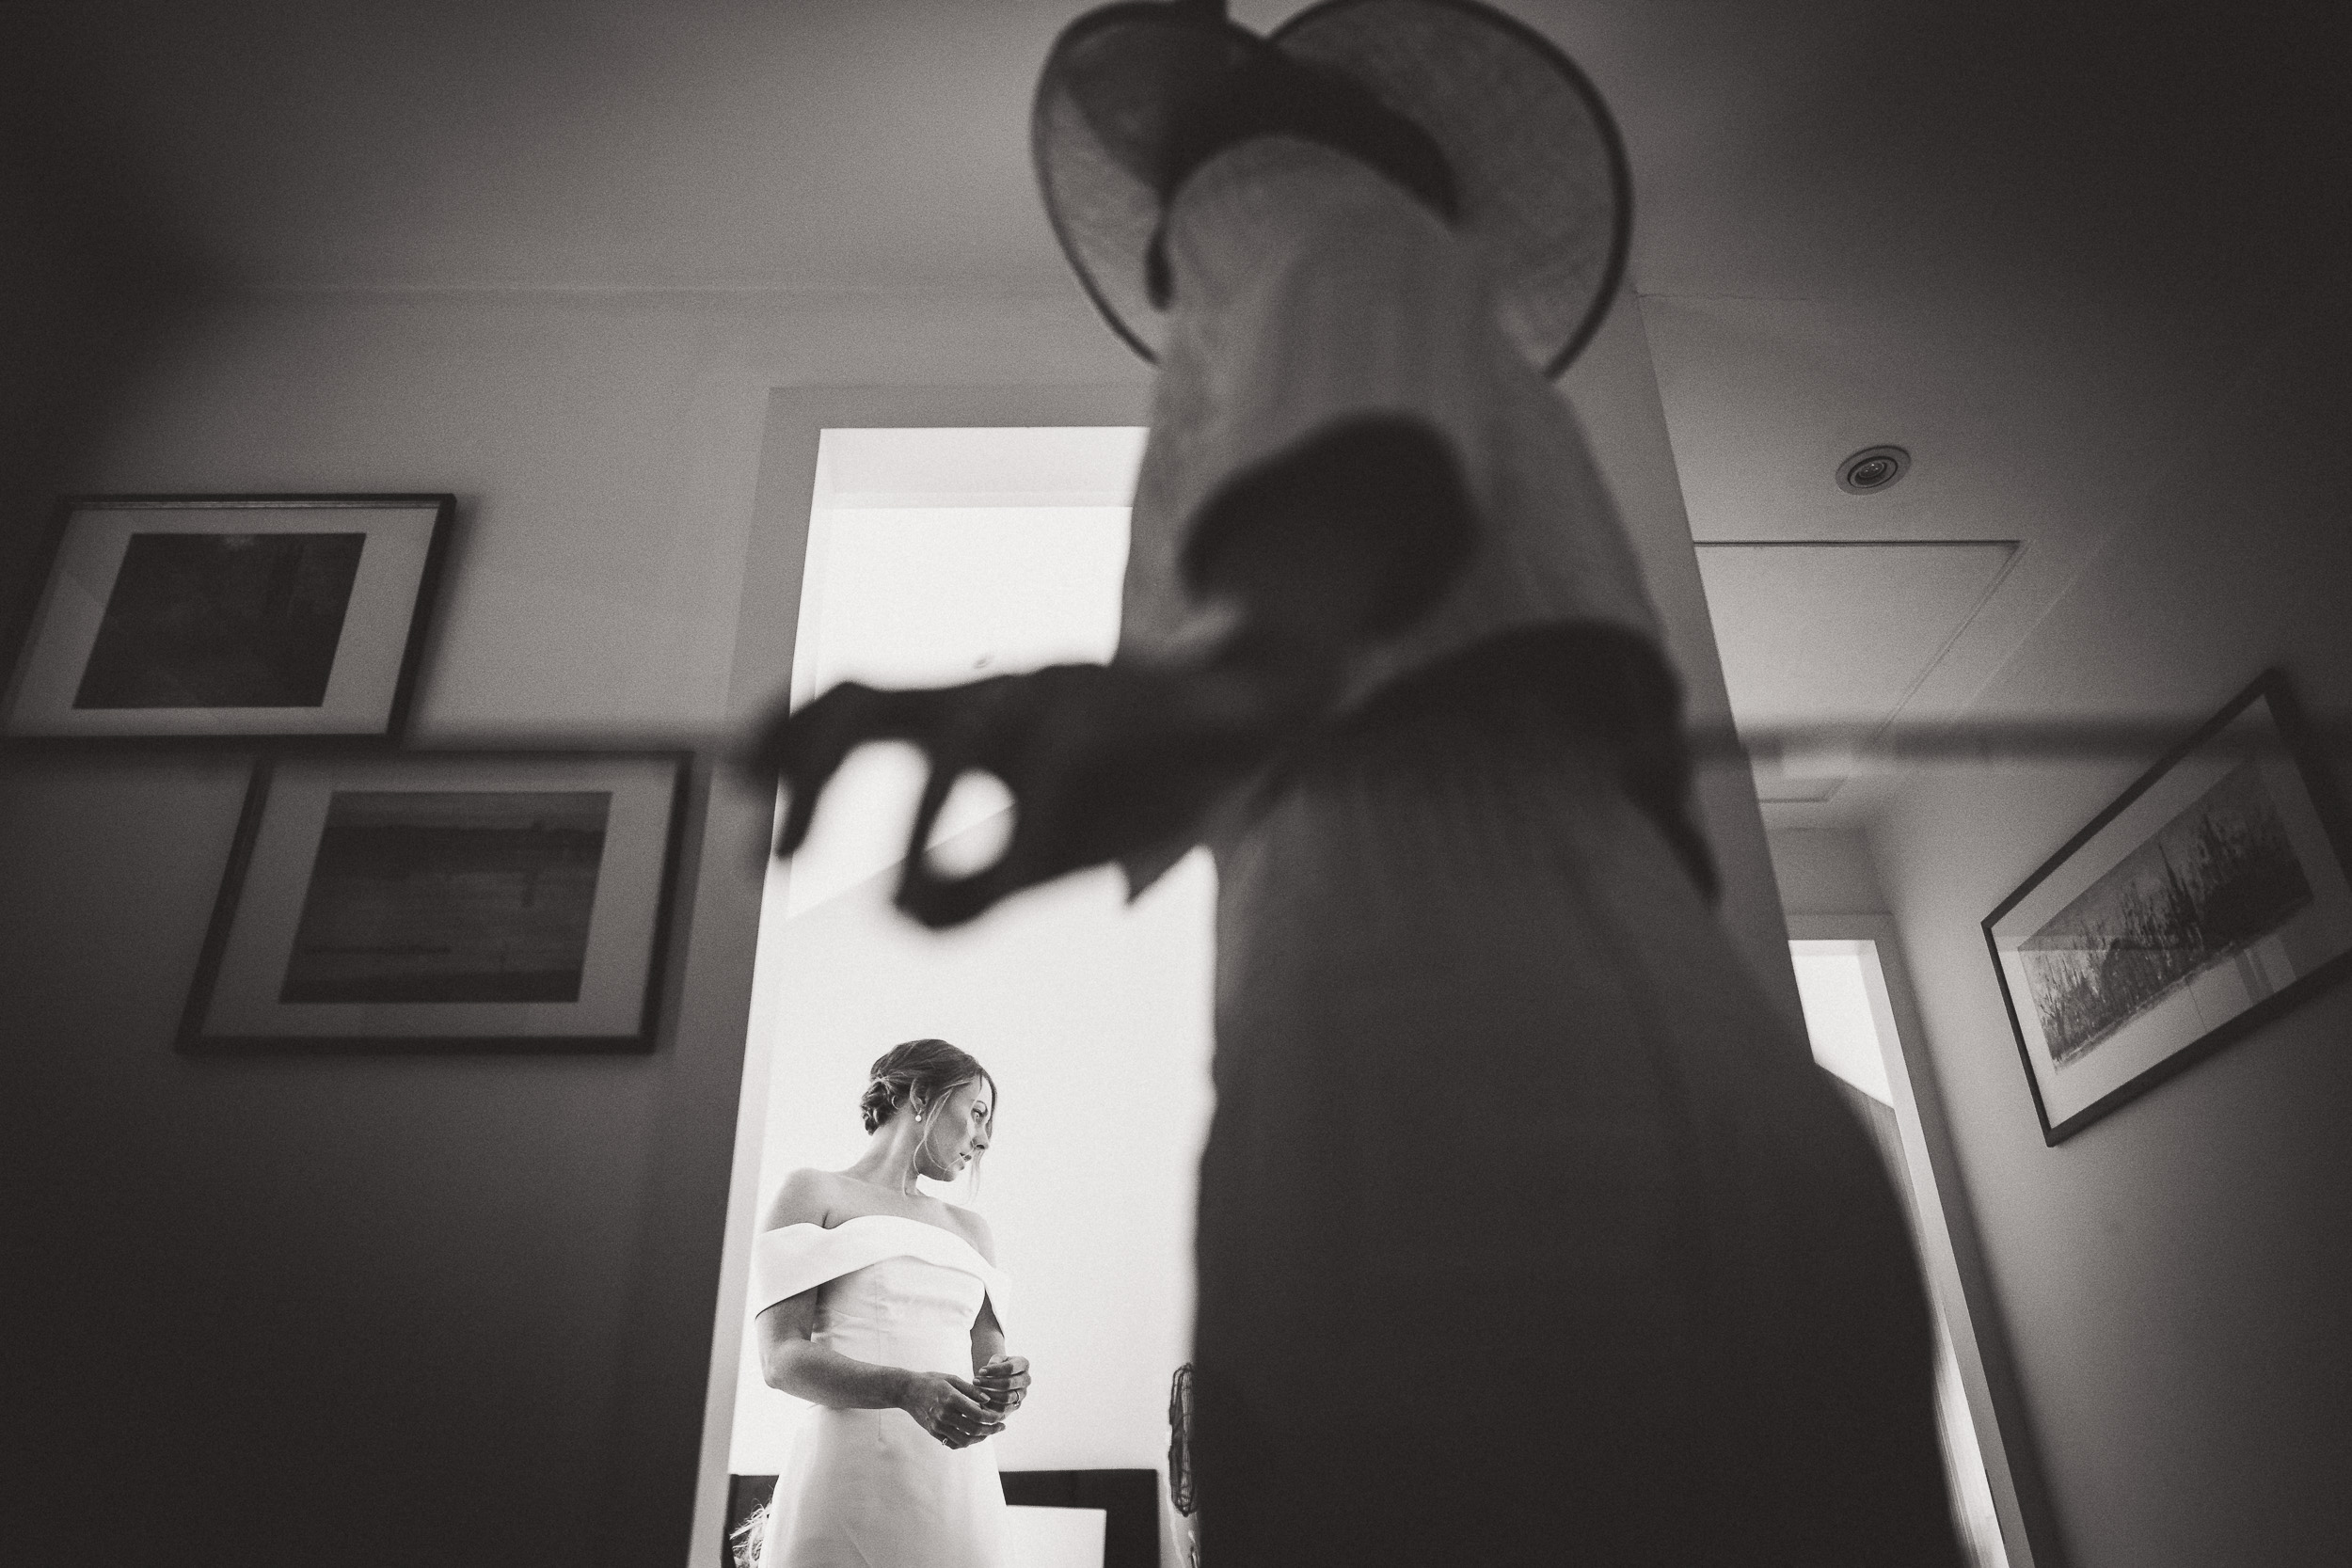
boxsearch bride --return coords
[742,1038,1030,1568]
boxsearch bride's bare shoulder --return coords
[939,1203,996,1264]
[760,1167,846,1230]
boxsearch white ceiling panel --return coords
[1697,540,2016,802]
[1696,541,2016,730]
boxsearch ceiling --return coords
[14,0,2344,825]
[1697,541,2017,802]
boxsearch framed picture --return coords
[1986,671,2352,1143]
[3,494,453,739]
[183,752,691,1053]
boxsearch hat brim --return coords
[1033,0,1631,379]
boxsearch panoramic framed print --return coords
[183,752,690,1053]
[1986,671,2352,1143]
[2,494,453,739]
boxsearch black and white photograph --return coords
[2019,759,2313,1069]
[6,3,2349,1567]
[182,752,686,1051]
[74,530,367,708]
[1989,674,2352,1142]
[278,788,614,1005]
[3,495,451,738]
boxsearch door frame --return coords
[686,383,1152,1568]
[1786,911,2065,1568]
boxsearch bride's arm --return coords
[969,1296,1031,1418]
[755,1291,896,1407]
[970,1296,1007,1372]
[957,1212,1031,1418]
[757,1287,1004,1449]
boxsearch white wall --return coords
[1865,294,2352,1568]
[86,290,1143,735]
[1769,825,1892,917]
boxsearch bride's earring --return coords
[905,1101,930,1193]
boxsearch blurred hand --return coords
[742,661,1301,927]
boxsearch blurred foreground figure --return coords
[753,1,1961,1560]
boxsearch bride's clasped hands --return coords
[899,1354,1030,1450]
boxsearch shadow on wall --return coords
[1,8,216,629]
[4,12,217,1563]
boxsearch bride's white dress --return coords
[751,1213,1013,1568]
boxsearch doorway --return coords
[1790,928,2018,1567]
[695,422,1212,1567]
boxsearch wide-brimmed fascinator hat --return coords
[1032,0,1630,379]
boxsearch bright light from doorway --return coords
[780,427,1147,916]
[730,425,1217,1506]
[1789,939,1894,1103]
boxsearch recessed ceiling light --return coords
[1837,445,1911,495]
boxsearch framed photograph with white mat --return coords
[1985,670,2352,1143]
[183,752,690,1053]
[3,494,452,739]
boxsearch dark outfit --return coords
[1196,677,1953,1562]
[1123,141,1962,1564]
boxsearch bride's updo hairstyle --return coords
[860,1037,996,1135]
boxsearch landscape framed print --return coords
[1985,671,2352,1143]
[182,752,691,1053]
[2,494,453,739]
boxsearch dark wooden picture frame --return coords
[1984,670,2352,1143]
[3,493,453,741]
[182,751,691,1053]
